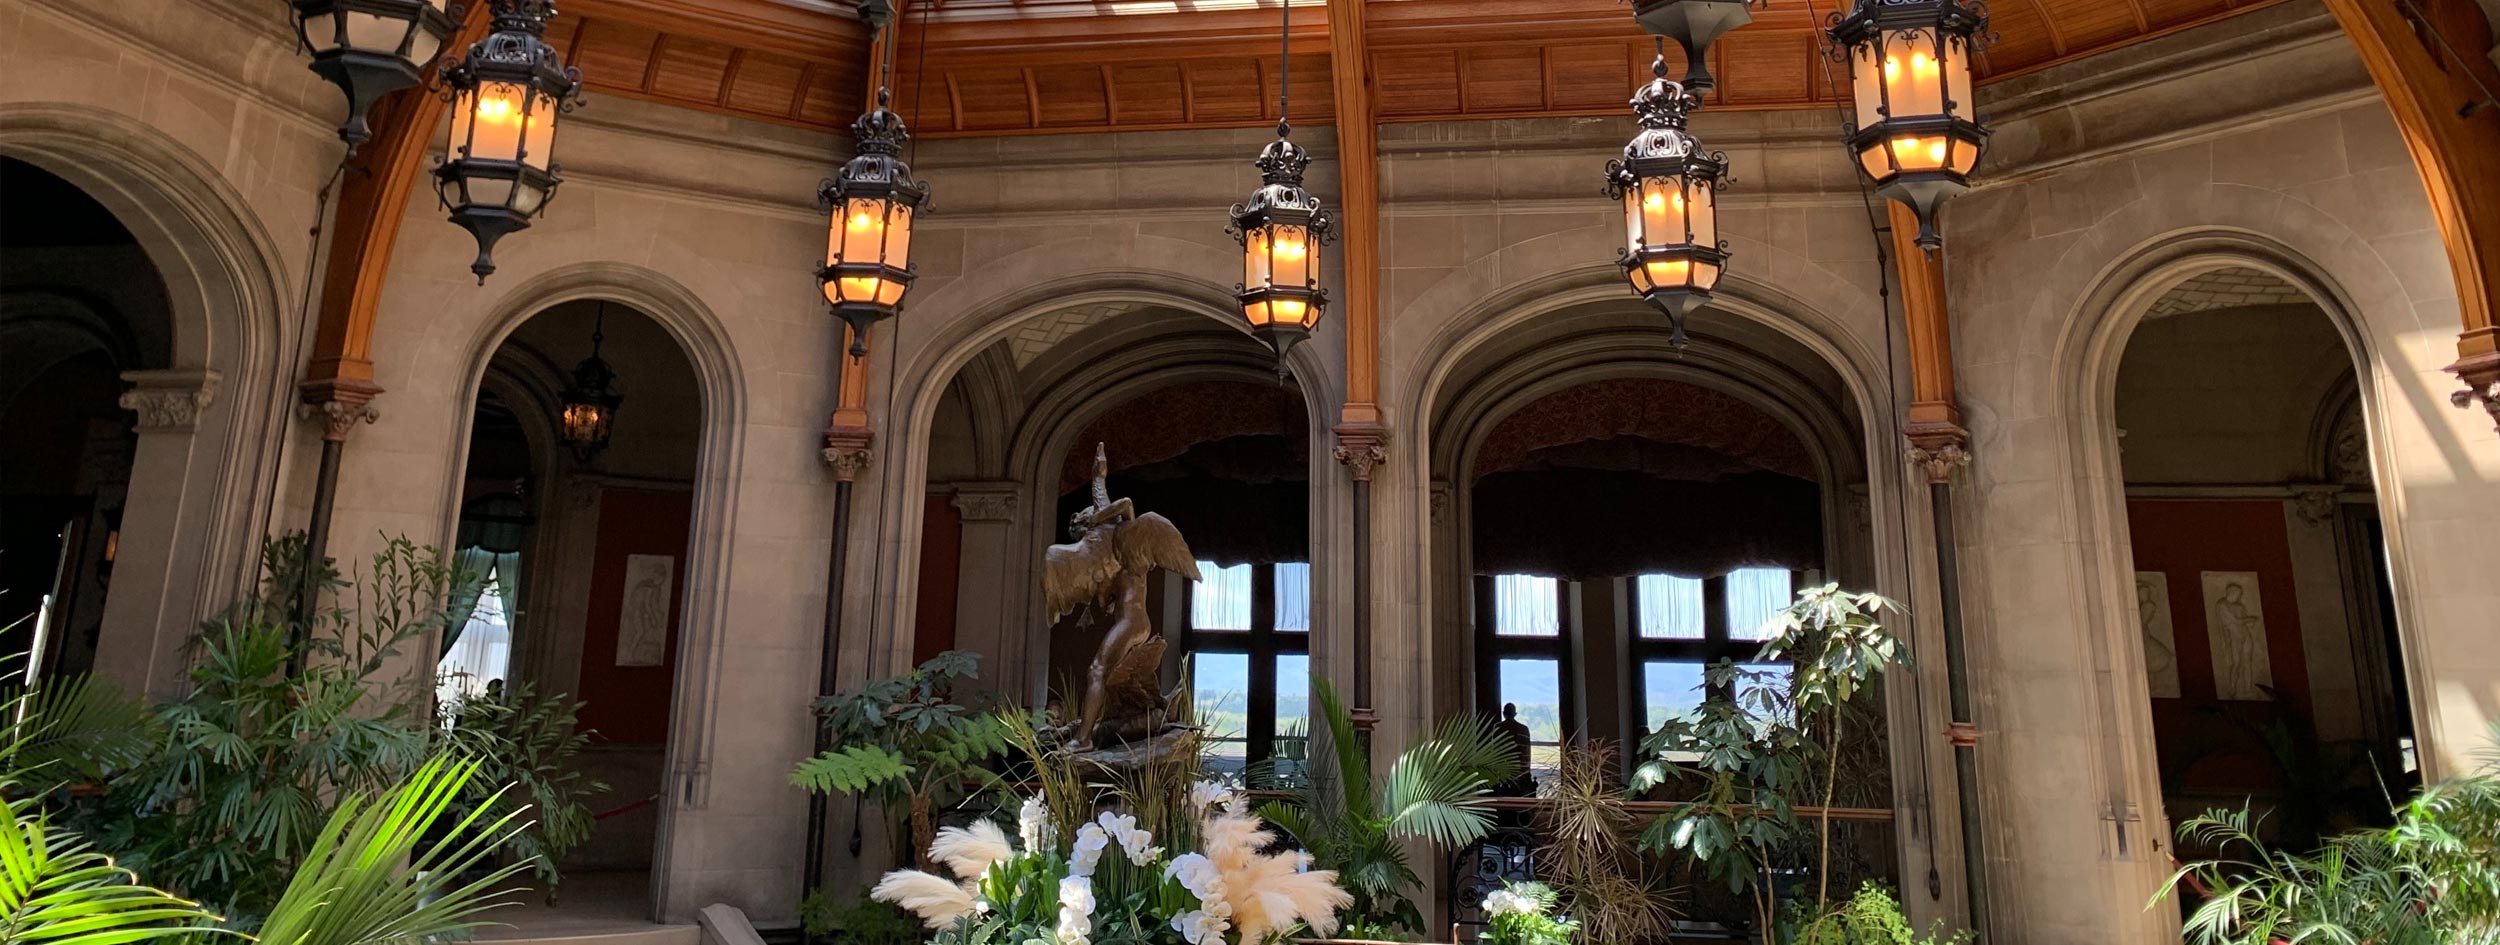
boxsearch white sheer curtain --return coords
[1273,562,1310,632]
[1636,574,1705,639]
[436,569,513,712]
[1492,574,1559,636]
[1191,561,1252,630]
[1727,568,1794,641]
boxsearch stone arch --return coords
[0,101,294,695]
[862,271,1343,689]
[442,261,749,915]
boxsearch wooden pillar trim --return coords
[300,5,495,413]
[2318,0,2500,427]
[1889,201,1970,482]
[1326,0,1382,438]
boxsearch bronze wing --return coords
[1044,528,1122,621]
[1111,512,1202,583]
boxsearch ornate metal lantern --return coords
[1228,130,1334,368]
[434,0,581,282]
[1828,0,1991,249]
[1631,0,1760,94]
[1605,52,1728,349]
[818,89,929,358]
[559,302,622,463]
[1226,0,1332,370]
[289,0,462,148]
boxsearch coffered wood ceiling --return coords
[557,0,2288,137]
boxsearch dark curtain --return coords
[1469,468,1820,580]
[1054,434,1310,567]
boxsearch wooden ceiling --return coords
[554,0,2288,138]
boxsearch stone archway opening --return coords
[2110,265,2417,873]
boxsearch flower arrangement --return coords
[874,776,1350,945]
[1479,882,1577,945]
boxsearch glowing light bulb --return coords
[1277,237,1307,258]
[1884,56,1900,80]
[1912,52,1934,75]
[1644,192,1667,212]
[1927,139,1948,164]
[848,212,878,231]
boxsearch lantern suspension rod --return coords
[1278,0,1291,134]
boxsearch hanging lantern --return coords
[559,303,622,464]
[1828,0,1991,250]
[1605,52,1728,349]
[289,0,462,148]
[818,88,930,358]
[1631,0,1760,94]
[1228,128,1334,370]
[434,0,581,283]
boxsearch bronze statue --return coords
[1046,444,1201,751]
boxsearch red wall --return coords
[577,488,693,746]
[913,495,961,667]
[2127,498,2309,793]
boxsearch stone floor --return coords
[475,870,697,945]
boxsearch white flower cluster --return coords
[1096,811,1163,866]
[1068,822,1110,878]
[1163,852,1234,945]
[1019,796,1055,851]
[1482,888,1542,918]
[1056,875,1095,945]
[1188,778,1240,816]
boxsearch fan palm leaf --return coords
[1,675,158,785]
[251,755,534,945]
[0,792,230,944]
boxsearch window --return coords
[1187,561,1310,780]
[1631,568,1797,741]
[1478,574,1572,773]
[435,567,513,714]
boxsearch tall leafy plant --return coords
[1634,584,1906,933]
[439,681,606,895]
[790,650,1015,867]
[1534,739,1678,945]
[1255,675,1519,936]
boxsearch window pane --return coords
[1275,562,1311,633]
[1495,658,1563,743]
[1192,652,1251,743]
[1492,575,1560,637]
[1272,654,1311,783]
[436,569,511,713]
[1641,660,1707,733]
[1192,561,1252,631]
[1636,574,1705,639]
[1727,568,1794,641]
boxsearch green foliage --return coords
[0,673,159,788]
[1256,674,1520,936]
[1534,740,1678,945]
[791,744,913,794]
[439,681,606,894]
[0,792,232,945]
[794,651,1015,870]
[1785,884,1969,945]
[800,889,920,945]
[252,755,535,945]
[1480,882,1576,945]
[1633,584,1907,934]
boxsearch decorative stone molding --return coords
[1428,481,1453,526]
[2449,350,2500,433]
[950,486,1018,523]
[117,369,221,433]
[2291,487,2341,526]
[297,376,382,443]
[823,423,875,483]
[1905,422,1973,485]
[1332,423,1388,483]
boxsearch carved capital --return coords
[1905,422,1973,485]
[297,376,382,443]
[2291,487,2340,526]
[1332,423,1389,483]
[2448,350,2500,432]
[823,422,875,483]
[950,486,1018,523]
[118,369,221,433]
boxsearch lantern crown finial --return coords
[851,87,909,157]
[1253,133,1313,186]
[1631,54,1699,132]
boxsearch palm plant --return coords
[791,650,1015,869]
[440,681,606,896]
[252,755,536,945]
[1256,675,1519,936]
[0,791,230,944]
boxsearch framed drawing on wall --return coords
[2134,572,2180,698]
[617,553,674,667]
[2201,570,2272,700]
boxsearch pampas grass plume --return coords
[872,869,979,930]
[930,819,1016,880]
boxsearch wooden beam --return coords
[1889,200,1968,482]
[300,5,495,415]
[2318,0,2500,428]
[1327,0,1383,434]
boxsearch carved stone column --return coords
[948,483,1023,696]
[1333,424,1387,734]
[95,369,222,697]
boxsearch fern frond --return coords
[791,745,913,795]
